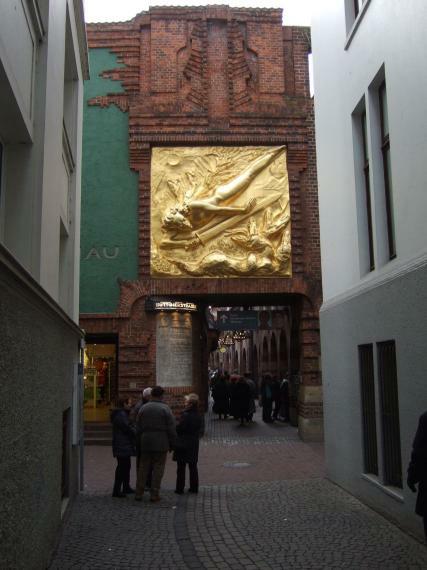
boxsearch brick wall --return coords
[82,6,322,422]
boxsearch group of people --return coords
[110,386,203,502]
[111,383,427,541]
[211,371,290,425]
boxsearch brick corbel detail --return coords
[299,297,321,388]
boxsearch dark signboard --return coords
[217,309,289,330]
[217,311,258,331]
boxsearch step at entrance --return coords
[84,422,112,446]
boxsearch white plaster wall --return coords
[312,0,427,539]
[0,0,86,322]
[320,264,427,540]
[312,0,427,303]
[0,0,37,140]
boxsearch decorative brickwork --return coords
[82,6,322,438]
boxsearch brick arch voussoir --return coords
[117,279,149,317]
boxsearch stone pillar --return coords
[298,299,323,442]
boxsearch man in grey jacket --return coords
[135,386,177,502]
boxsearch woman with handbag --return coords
[111,397,136,497]
[174,393,204,494]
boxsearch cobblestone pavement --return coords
[50,405,427,569]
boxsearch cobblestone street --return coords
[50,406,427,569]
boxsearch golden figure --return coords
[151,146,291,278]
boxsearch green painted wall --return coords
[80,49,138,314]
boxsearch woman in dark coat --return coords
[259,373,275,423]
[111,398,136,498]
[407,410,427,538]
[212,375,230,419]
[233,375,251,425]
[174,393,204,494]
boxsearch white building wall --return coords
[312,0,427,540]
[0,0,88,321]
[0,1,88,567]
[312,0,427,302]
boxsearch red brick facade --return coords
[82,6,322,438]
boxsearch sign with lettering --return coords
[217,311,258,331]
[84,246,120,260]
[145,298,198,313]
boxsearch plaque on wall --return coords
[151,146,291,278]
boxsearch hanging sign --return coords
[145,298,198,312]
[217,311,258,331]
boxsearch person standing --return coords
[174,393,204,494]
[130,387,153,487]
[259,373,274,423]
[244,372,256,422]
[212,374,229,420]
[135,386,177,502]
[271,375,281,421]
[111,398,136,498]
[278,377,290,422]
[229,374,239,419]
[407,411,427,540]
[234,375,251,426]
[130,387,152,425]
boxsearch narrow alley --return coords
[50,406,427,569]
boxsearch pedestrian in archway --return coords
[244,372,256,422]
[271,375,281,421]
[212,374,230,419]
[259,373,274,423]
[174,393,204,494]
[407,410,427,540]
[229,374,240,419]
[111,397,136,498]
[278,376,290,422]
[233,374,251,425]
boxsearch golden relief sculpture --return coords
[150,146,291,278]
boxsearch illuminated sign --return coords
[145,298,198,312]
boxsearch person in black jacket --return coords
[212,375,230,419]
[259,373,274,423]
[233,375,251,426]
[111,398,136,498]
[407,411,427,539]
[174,393,204,495]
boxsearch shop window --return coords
[83,340,117,422]
[358,344,378,475]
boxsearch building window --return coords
[378,82,396,259]
[359,344,378,475]
[353,0,364,17]
[361,112,375,271]
[62,408,71,498]
[377,340,402,488]
[0,141,3,204]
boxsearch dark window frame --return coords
[0,141,3,204]
[361,111,375,271]
[353,0,364,18]
[359,344,379,475]
[379,81,396,260]
[377,340,402,488]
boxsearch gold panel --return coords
[150,146,291,278]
